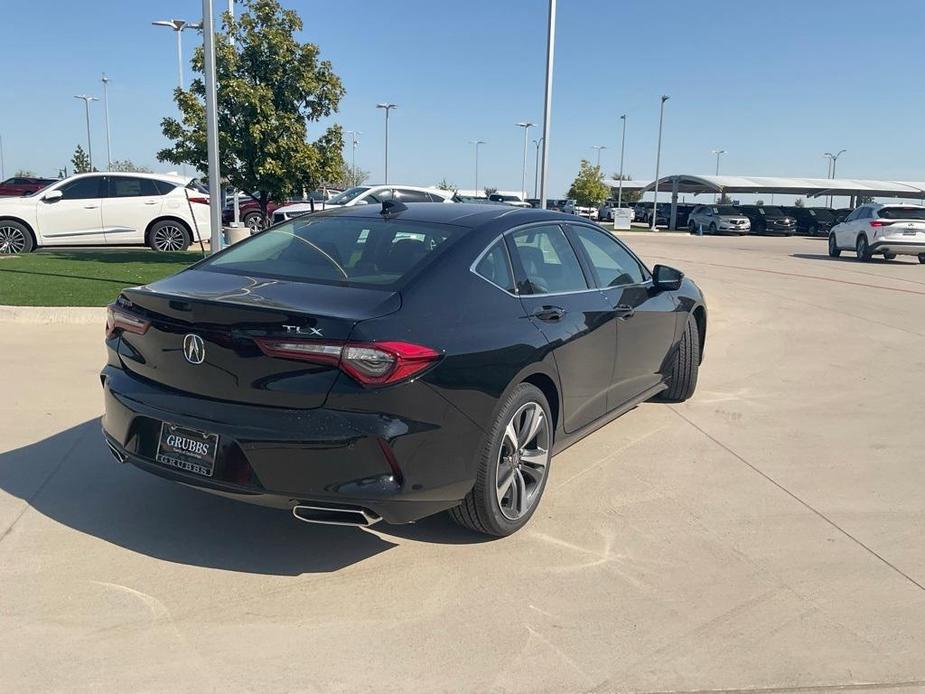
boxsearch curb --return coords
[0,305,106,324]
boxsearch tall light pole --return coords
[591,145,607,168]
[345,130,361,186]
[538,0,556,208]
[824,149,846,208]
[650,95,669,231]
[711,149,725,202]
[0,133,5,181]
[74,95,99,170]
[515,122,534,200]
[200,0,222,253]
[101,74,113,170]
[617,114,627,207]
[532,137,543,200]
[376,103,398,184]
[470,140,486,198]
[152,19,202,90]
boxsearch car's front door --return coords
[506,223,615,434]
[35,176,105,245]
[567,224,679,410]
[101,176,166,244]
[837,207,862,247]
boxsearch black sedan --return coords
[783,206,837,236]
[735,205,797,235]
[101,203,707,537]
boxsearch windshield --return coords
[200,214,464,288]
[809,208,834,220]
[24,180,60,197]
[760,206,786,216]
[716,206,740,215]
[878,207,925,220]
[326,186,370,205]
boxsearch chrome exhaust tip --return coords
[106,441,127,464]
[292,504,381,527]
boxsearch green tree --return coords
[436,178,457,192]
[567,160,608,207]
[14,169,37,177]
[331,159,369,188]
[484,187,497,197]
[609,173,641,204]
[157,0,346,222]
[71,145,91,174]
[109,160,153,173]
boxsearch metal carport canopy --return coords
[641,174,925,199]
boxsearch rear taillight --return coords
[254,338,440,386]
[106,304,150,338]
[870,220,893,228]
[187,196,210,205]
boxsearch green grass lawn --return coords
[0,249,202,307]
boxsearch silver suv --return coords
[688,205,751,235]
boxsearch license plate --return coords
[156,423,219,477]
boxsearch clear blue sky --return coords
[3,0,924,199]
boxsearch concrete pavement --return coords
[1,234,925,693]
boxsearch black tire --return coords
[918,254,925,264]
[656,316,700,403]
[807,225,817,236]
[709,222,717,235]
[449,383,552,537]
[828,233,841,258]
[0,220,35,254]
[689,220,697,234]
[148,220,191,252]
[856,235,871,262]
[243,211,266,234]
[883,253,896,261]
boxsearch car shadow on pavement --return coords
[0,419,485,575]
[791,253,920,265]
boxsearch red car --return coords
[0,176,58,197]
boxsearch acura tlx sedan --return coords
[101,202,707,536]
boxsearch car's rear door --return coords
[506,223,615,433]
[101,176,166,244]
[567,223,678,410]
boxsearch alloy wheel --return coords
[245,214,265,233]
[152,225,186,251]
[0,225,27,254]
[495,401,550,521]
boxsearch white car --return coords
[0,172,211,254]
[687,205,751,235]
[828,203,925,263]
[575,205,599,221]
[487,193,531,208]
[271,185,454,225]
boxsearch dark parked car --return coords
[0,176,58,197]
[633,201,652,223]
[783,206,837,236]
[735,205,797,235]
[101,203,707,537]
[833,208,854,224]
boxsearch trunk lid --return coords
[117,269,400,408]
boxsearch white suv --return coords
[828,203,925,263]
[271,185,454,225]
[0,172,211,254]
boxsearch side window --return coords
[426,192,447,203]
[474,240,515,293]
[395,189,431,203]
[509,225,588,295]
[108,177,161,197]
[153,180,177,195]
[58,177,102,200]
[570,225,646,287]
[846,208,861,222]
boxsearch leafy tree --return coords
[483,187,498,197]
[857,194,874,204]
[109,160,153,173]
[332,159,369,188]
[14,169,37,177]
[71,145,91,174]
[157,0,346,222]
[436,178,457,192]
[567,160,608,207]
[609,173,641,204]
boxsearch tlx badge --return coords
[282,325,323,336]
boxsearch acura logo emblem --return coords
[183,334,205,364]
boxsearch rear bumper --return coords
[870,240,925,256]
[100,365,483,524]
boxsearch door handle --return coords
[83,205,98,209]
[614,304,635,319]
[144,200,158,205]
[532,306,565,322]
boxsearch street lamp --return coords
[538,0,556,207]
[74,95,99,170]
[152,19,203,90]
[532,137,544,200]
[515,122,535,200]
[711,149,726,202]
[617,115,627,208]
[0,133,5,181]
[376,103,398,184]
[824,149,846,208]
[591,145,607,168]
[469,140,486,198]
[101,74,113,170]
[345,130,361,186]
[651,95,669,231]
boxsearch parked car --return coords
[272,185,455,225]
[597,201,635,222]
[735,205,797,235]
[633,202,652,223]
[783,206,837,236]
[222,189,341,232]
[525,198,542,209]
[0,176,59,197]
[0,172,211,254]
[671,203,697,229]
[688,205,751,235]
[828,203,925,263]
[547,199,577,214]
[101,203,707,537]
[575,205,599,220]
[488,193,532,208]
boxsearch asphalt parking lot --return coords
[2,233,925,693]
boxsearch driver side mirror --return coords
[43,190,63,203]
[653,264,684,291]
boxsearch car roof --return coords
[305,202,580,229]
[65,171,192,184]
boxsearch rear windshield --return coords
[200,215,464,288]
[878,207,925,220]
[761,206,786,215]
[808,208,834,220]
